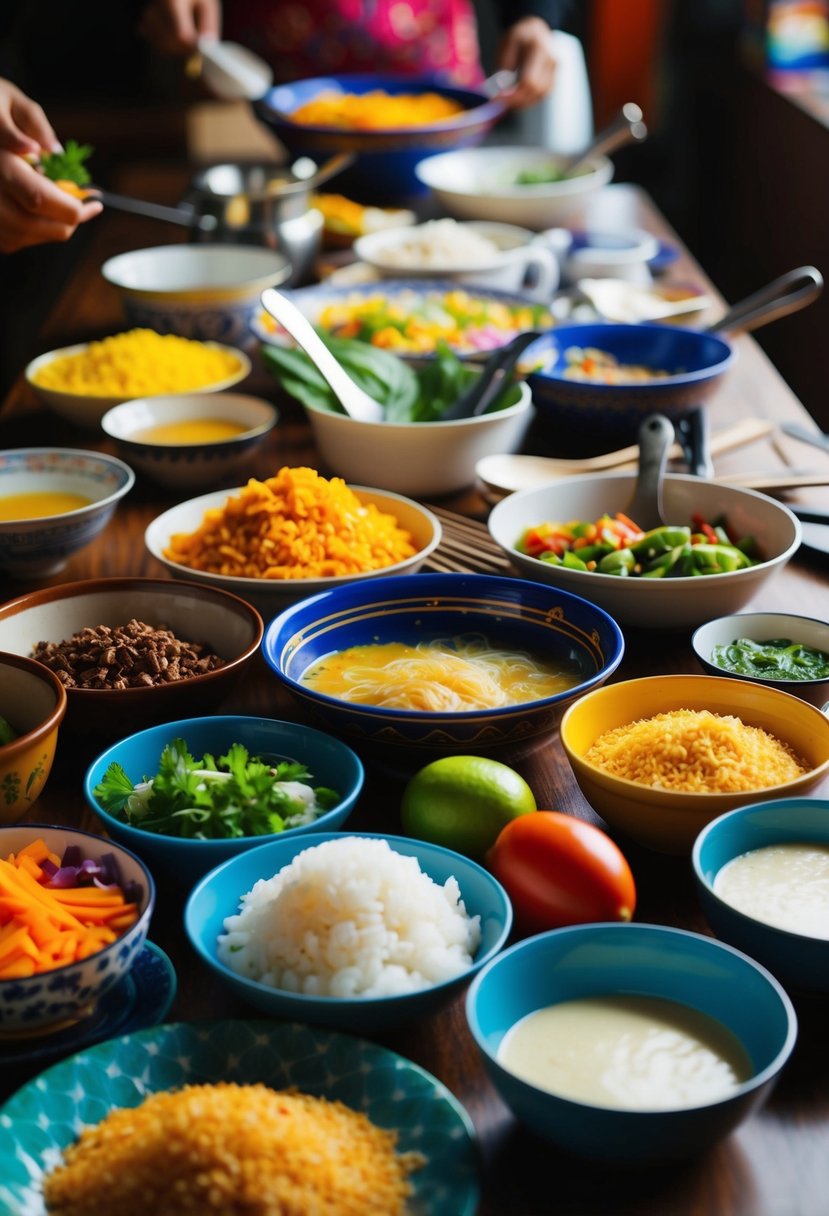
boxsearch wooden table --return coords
[3,170,829,1216]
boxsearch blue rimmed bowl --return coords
[185,830,512,1031]
[262,571,625,770]
[0,824,154,1033]
[84,715,365,885]
[253,73,507,204]
[693,798,829,994]
[466,922,797,1163]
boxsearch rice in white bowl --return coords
[217,836,482,998]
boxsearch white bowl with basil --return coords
[261,336,534,497]
[692,612,829,708]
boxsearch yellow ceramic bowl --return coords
[560,674,829,854]
[0,652,68,823]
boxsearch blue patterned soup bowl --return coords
[0,824,154,1033]
[262,571,625,772]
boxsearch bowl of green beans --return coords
[692,612,829,707]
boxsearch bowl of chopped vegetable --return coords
[560,675,829,854]
[251,279,555,362]
[487,473,802,630]
[84,715,364,884]
[261,336,534,496]
[0,652,67,824]
[25,330,252,430]
[691,613,829,708]
[253,74,508,204]
[414,145,614,230]
[0,577,264,742]
[0,823,155,1031]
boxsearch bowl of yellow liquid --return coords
[0,448,135,577]
[101,393,278,490]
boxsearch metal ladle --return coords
[556,102,648,178]
[260,288,386,423]
[624,414,675,530]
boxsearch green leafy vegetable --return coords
[38,139,94,186]
[262,334,521,421]
[0,716,19,747]
[93,738,340,840]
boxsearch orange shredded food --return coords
[163,466,418,580]
[0,839,139,979]
[584,709,808,793]
[43,1082,422,1216]
[290,89,464,129]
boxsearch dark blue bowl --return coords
[466,922,797,1163]
[693,798,829,995]
[262,572,624,771]
[521,322,736,454]
[253,73,507,204]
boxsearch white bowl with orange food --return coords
[100,392,278,490]
[0,823,155,1032]
[144,467,442,614]
[25,330,251,429]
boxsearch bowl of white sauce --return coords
[693,797,829,994]
[465,921,797,1163]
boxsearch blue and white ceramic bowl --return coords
[0,824,154,1033]
[84,715,365,884]
[185,830,512,1031]
[693,798,829,994]
[262,571,624,770]
[466,922,797,1163]
[0,448,135,577]
[100,244,292,349]
[253,72,507,204]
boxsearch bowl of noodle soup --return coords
[262,572,625,771]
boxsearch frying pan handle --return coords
[706,266,823,337]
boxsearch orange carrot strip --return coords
[17,839,50,864]
[17,854,43,882]
[51,888,125,906]
[0,957,37,979]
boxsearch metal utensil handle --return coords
[706,266,824,337]
[626,413,675,531]
[441,330,544,421]
[91,188,217,232]
[558,102,648,175]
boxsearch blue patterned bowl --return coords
[84,715,365,884]
[262,571,625,771]
[521,322,736,454]
[0,448,135,577]
[0,824,154,1033]
[466,922,797,1163]
[253,73,507,204]
[0,1019,480,1215]
[185,831,512,1031]
[693,798,829,994]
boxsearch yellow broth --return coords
[0,491,91,520]
[134,419,248,445]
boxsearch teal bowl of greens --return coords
[83,715,364,885]
[260,332,534,497]
[692,612,829,707]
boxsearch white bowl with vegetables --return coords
[487,473,802,630]
[261,336,534,496]
[692,613,829,708]
[84,715,365,883]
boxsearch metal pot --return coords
[184,155,352,284]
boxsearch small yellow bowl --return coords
[560,674,829,854]
[0,653,68,823]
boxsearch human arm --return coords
[493,0,574,110]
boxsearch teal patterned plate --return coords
[0,1018,480,1215]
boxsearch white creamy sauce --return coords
[497,995,751,1110]
[713,842,829,939]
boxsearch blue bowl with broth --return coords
[693,798,829,995]
[466,922,797,1164]
[520,322,735,454]
[185,830,512,1032]
[253,73,507,204]
[262,572,625,772]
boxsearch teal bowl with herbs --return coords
[83,715,364,884]
[691,612,829,708]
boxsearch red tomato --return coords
[486,811,636,936]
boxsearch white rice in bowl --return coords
[217,836,482,998]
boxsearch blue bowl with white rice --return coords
[184,831,513,1031]
[84,716,365,885]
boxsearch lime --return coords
[400,755,536,860]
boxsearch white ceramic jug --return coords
[513,31,594,153]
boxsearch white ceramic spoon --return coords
[197,38,273,101]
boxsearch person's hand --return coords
[0,80,102,253]
[137,0,222,56]
[496,17,558,110]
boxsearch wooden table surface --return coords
[3,168,829,1216]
